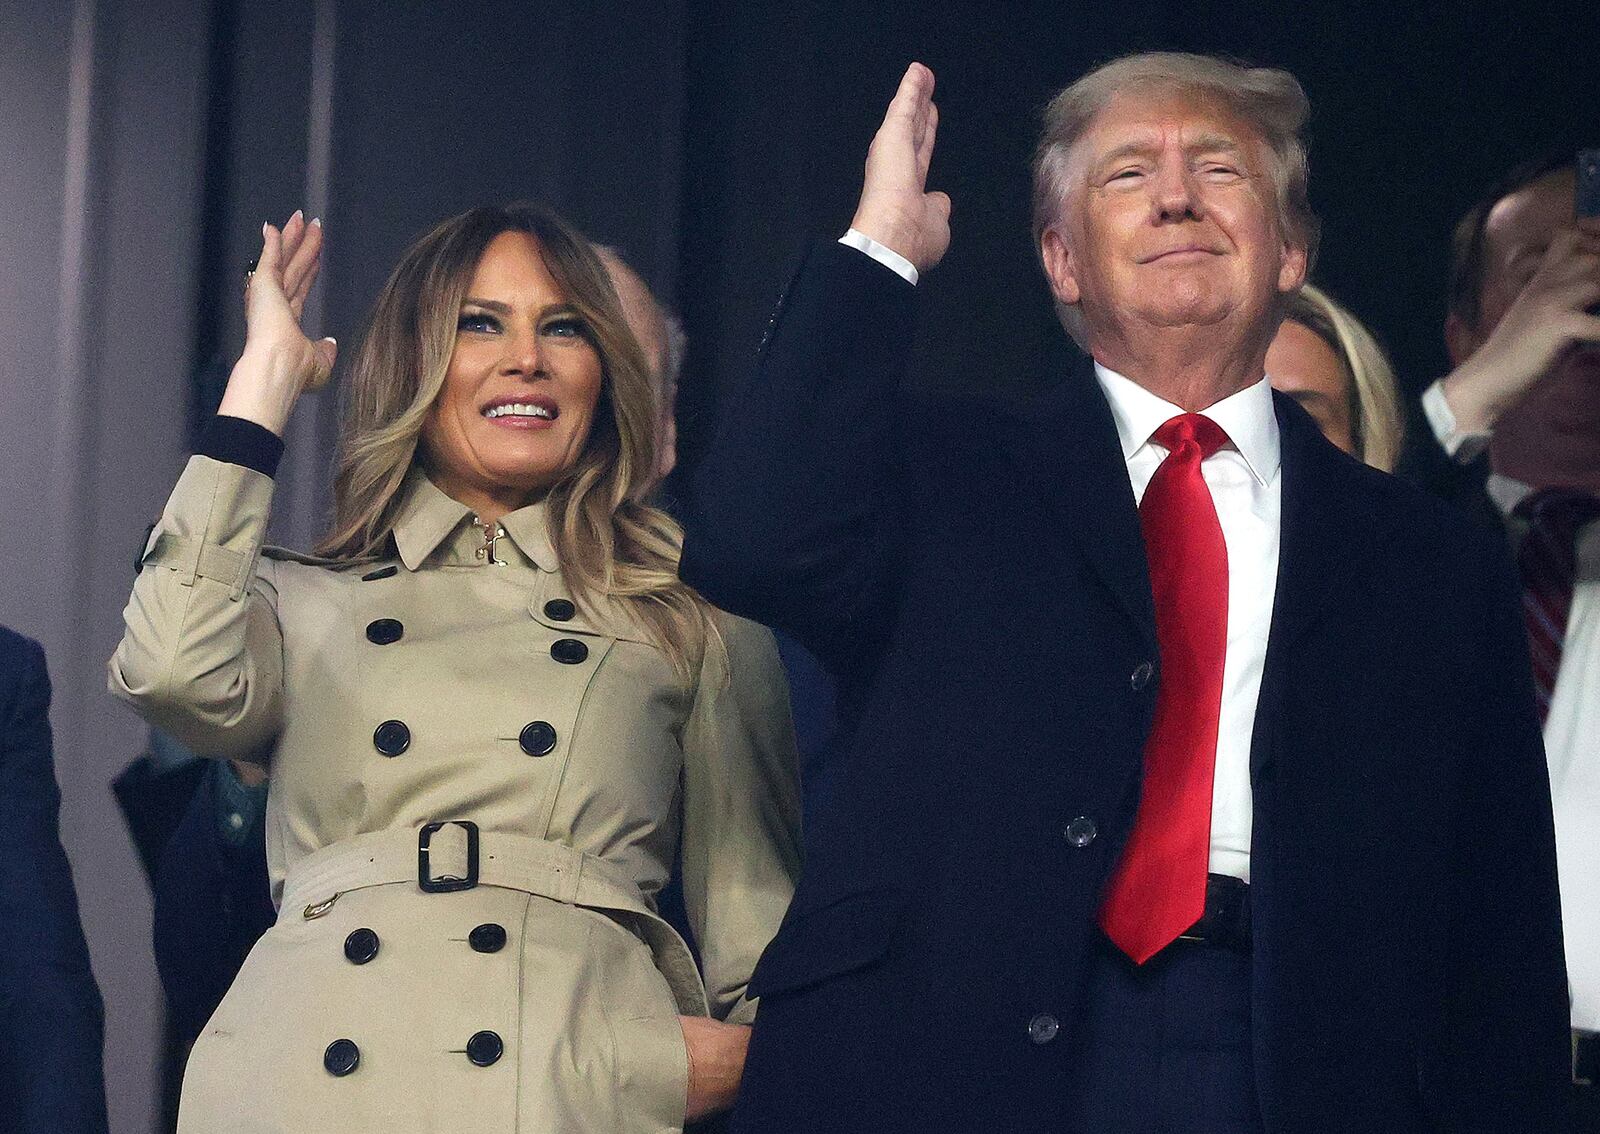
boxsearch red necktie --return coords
[1515,488,1600,723]
[1100,413,1231,965]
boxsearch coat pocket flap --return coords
[748,887,906,999]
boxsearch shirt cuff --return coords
[198,415,286,478]
[215,761,268,849]
[839,229,919,286]
[1420,380,1491,464]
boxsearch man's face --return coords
[1470,169,1600,451]
[1473,169,1577,334]
[1041,88,1306,348]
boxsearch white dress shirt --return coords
[1425,380,1600,1030]
[844,234,1281,881]
[1095,365,1280,882]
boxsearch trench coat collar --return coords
[391,467,559,572]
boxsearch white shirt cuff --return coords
[1421,379,1492,463]
[839,229,918,286]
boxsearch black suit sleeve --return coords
[1427,530,1570,1125]
[1395,403,1503,534]
[151,760,274,1045]
[0,632,109,1133]
[679,241,918,674]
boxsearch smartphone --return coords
[1580,149,1600,218]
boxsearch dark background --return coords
[189,0,1600,483]
[2,2,1596,1127]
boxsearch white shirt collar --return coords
[1093,361,1281,485]
[1485,472,1535,518]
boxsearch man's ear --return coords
[1277,239,1309,295]
[1444,311,1479,367]
[1040,227,1081,306]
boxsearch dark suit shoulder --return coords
[1280,392,1505,580]
[0,625,47,726]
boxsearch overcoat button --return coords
[1064,817,1098,848]
[1027,1013,1060,1045]
[324,1038,361,1076]
[1130,661,1155,691]
[373,720,411,757]
[519,721,557,757]
[466,1030,504,1067]
[543,598,576,622]
[365,618,404,645]
[550,638,588,665]
[344,928,380,964]
[361,565,398,581]
[469,923,507,953]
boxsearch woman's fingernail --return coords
[262,221,270,237]
[291,208,303,223]
[310,217,322,228]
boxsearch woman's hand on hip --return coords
[679,1015,751,1122]
[218,210,338,437]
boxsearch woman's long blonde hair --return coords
[1284,284,1406,473]
[317,203,714,678]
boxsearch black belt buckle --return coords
[418,820,479,893]
[1176,874,1251,951]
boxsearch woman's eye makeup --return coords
[457,310,500,333]
[540,313,587,339]
[454,307,589,340]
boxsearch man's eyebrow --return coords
[1092,134,1247,171]
[1186,134,1246,157]
[1095,140,1160,169]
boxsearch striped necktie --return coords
[1514,487,1600,723]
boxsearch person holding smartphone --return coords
[1405,149,1600,1125]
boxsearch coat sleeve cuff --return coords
[197,415,285,478]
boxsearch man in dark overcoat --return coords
[681,54,1569,1133]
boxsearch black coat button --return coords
[519,721,557,757]
[344,928,380,964]
[361,565,398,581]
[365,618,404,645]
[1027,1013,1060,1045]
[466,1030,504,1067]
[1130,661,1155,691]
[324,1038,361,1076]
[469,923,507,953]
[550,639,588,665]
[373,720,411,757]
[543,598,576,622]
[1064,817,1098,848]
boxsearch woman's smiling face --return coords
[421,230,604,518]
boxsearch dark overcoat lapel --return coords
[1002,358,1157,655]
[1251,392,1404,777]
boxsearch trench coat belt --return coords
[278,825,711,1017]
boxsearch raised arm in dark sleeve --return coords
[679,240,918,672]
[0,627,109,1134]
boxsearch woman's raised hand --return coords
[218,210,338,437]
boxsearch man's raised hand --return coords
[851,63,951,275]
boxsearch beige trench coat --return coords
[110,456,802,1133]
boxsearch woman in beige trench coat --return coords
[109,204,801,1132]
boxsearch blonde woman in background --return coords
[110,204,800,1132]
[1267,283,1406,471]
